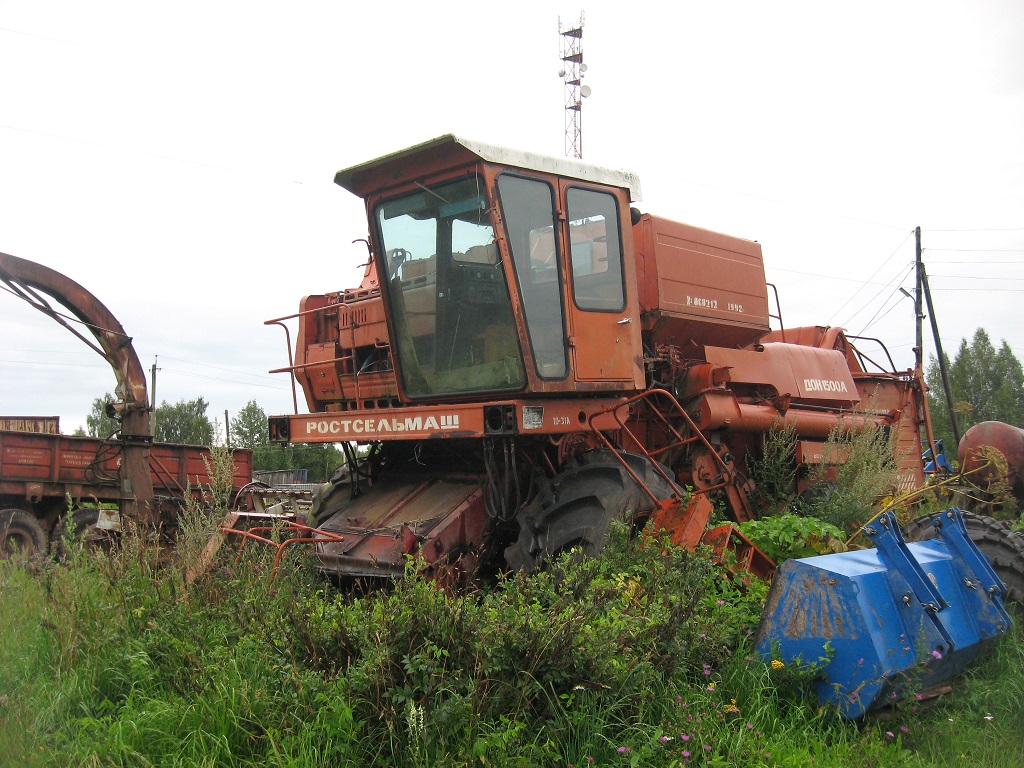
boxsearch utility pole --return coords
[922,262,961,445]
[915,226,961,449]
[915,227,924,375]
[150,355,159,437]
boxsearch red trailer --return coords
[1,422,253,558]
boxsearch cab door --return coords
[562,183,643,387]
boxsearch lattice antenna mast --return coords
[559,13,589,159]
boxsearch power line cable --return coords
[159,368,289,390]
[928,287,1024,292]
[860,293,910,336]
[767,266,893,287]
[925,248,1024,253]
[0,358,109,369]
[839,262,914,328]
[926,274,1024,281]
[1,359,289,390]
[857,271,914,336]
[828,230,914,325]
[925,227,1024,232]
[0,25,80,45]
[158,355,281,382]
[923,260,1024,265]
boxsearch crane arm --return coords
[0,251,156,524]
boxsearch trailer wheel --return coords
[0,508,48,560]
[54,507,119,559]
[902,510,1024,604]
[504,450,679,573]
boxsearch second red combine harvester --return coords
[267,135,931,580]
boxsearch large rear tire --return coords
[902,510,1024,604]
[505,450,678,573]
[0,508,48,560]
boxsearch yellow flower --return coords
[770,659,785,670]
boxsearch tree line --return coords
[926,327,1024,448]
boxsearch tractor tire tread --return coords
[903,510,1024,604]
[0,508,49,560]
[504,450,678,573]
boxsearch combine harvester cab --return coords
[756,508,1012,718]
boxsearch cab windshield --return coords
[376,176,525,397]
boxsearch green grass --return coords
[1,527,1023,768]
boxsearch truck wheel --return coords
[504,450,679,573]
[902,510,1024,604]
[54,508,119,558]
[0,508,49,560]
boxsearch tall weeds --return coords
[799,417,902,531]
[2,509,1022,766]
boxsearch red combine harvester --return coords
[266,135,942,580]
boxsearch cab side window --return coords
[566,188,625,312]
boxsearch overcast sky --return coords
[2,1,1022,436]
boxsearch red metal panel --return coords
[635,215,770,349]
[2,429,252,506]
[281,397,627,444]
[705,343,859,408]
[315,476,488,577]
[959,421,1024,498]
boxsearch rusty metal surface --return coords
[1,253,164,524]
[701,524,775,580]
[634,214,770,349]
[273,397,629,444]
[314,475,488,578]
[958,421,1024,498]
[0,417,60,434]
[1,428,252,510]
[648,495,714,550]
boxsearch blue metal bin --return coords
[755,509,1012,718]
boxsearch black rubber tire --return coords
[54,508,119,559]
[902,510,1024,604]
[504,450,679,573]
[0,508,48,560]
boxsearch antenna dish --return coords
[558,69,566,78]
[580,84,592,98]
[579,63,588,73]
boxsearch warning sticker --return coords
[522,406,544,430]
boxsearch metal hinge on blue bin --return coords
[926,508,1007,597]
[866,509,1012,653]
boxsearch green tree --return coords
[252,442,345,481]
[154,397,215,446]
[84,393,121,438]
[927,328,1024,444]
[230,400,269,450]
[230,400,345,479]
